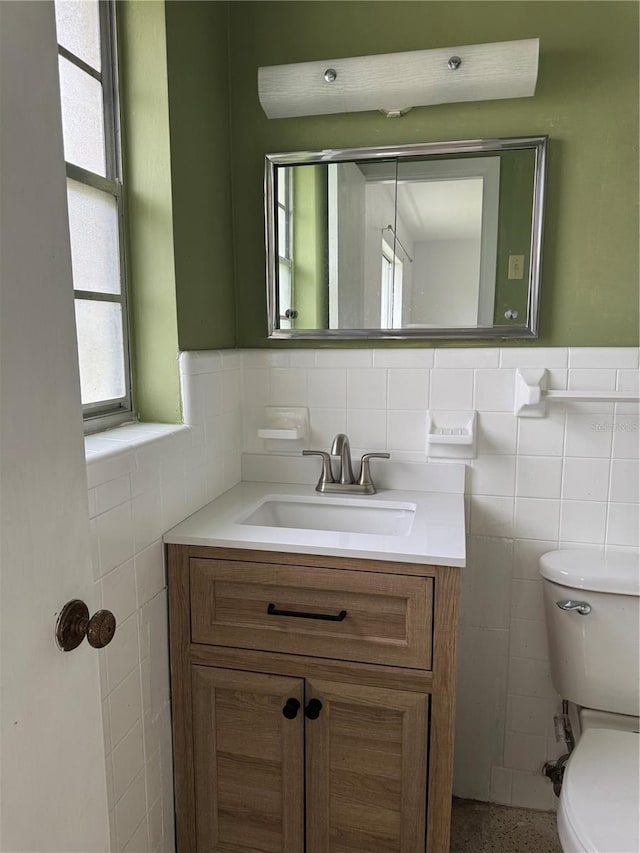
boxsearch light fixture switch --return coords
[508,254,525,280]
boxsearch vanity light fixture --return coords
[258,38,539,119]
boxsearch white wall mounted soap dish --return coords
[257,406,308,441]
[427,411,477,458]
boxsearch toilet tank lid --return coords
[539,549,640,595]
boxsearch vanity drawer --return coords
[190,559,433,670]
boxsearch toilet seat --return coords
[558,728,640,853]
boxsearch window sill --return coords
[85,421,189,458]
[84,422,190,488]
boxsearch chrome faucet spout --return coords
[330,433,355,485]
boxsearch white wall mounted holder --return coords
[427,411,477,459]
[258,406,308,441]
[514,368,548,417]
[515,368,640,417]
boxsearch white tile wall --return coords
[430,368,474,410]
[85,346,638,843]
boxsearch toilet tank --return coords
[540,550,640,718]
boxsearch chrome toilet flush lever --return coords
[303,433,389,494]
[556,599,592,616]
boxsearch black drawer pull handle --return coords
[267,603,347,622]
[305,699,323,720]
[282,697,301,719]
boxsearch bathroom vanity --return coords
[165,482,465,853]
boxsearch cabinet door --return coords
[305,679,429,853]
[191,666,304,853]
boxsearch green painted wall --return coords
[118,0,182,420]
[292,166,329,329]
[224,0,638,347]
[165,0,236,350]
[493,150,536,326]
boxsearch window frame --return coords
[380,240,403,329]
[57,0,133,433]
[276,168,294,329]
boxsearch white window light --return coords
[277,168,295,329]
[55,0,132,432]
[259,38,539,119]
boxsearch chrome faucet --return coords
[331,433,354,484]
[303,433,389,494]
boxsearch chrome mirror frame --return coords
[265,135,548,340]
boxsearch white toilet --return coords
[540,549,640,853]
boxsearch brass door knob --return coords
[55,599,117,652]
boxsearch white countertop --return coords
[164,482,466,567]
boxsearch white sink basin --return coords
[239,495,416,536]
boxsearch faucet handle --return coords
[357,452,390,492]
[302,450,335,491]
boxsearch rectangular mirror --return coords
[265,136,547,339]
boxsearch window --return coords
[55,0,131,430]
[276,168,295,329]
[380,240,403,329]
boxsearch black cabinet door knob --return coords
[282,697,301,719]
[304,698,323,720]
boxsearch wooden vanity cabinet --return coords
[167,545,460,853]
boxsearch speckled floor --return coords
[450,798,562,853]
